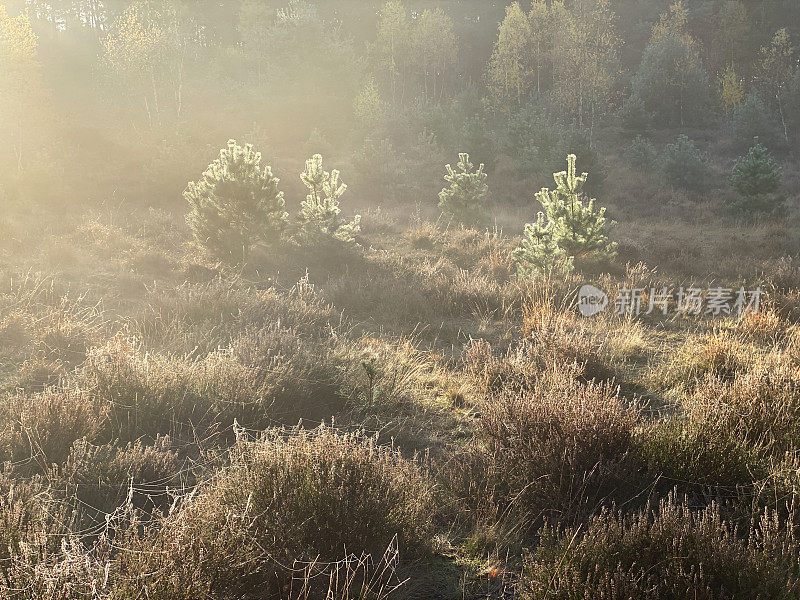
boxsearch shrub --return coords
[659,134,708,192]
[185,139,288,261]
[298,154,361,243]
[522,493,800,600]
[62,436,182,517]
[0,388,107,467]
[76,330,349,442]
[437,153,488,225]
[513,154,616,275]
[637,415,763,491]
[115,426,434,598]
[730,141,783,213]
[467,368,637,532]
[623,135,658,170]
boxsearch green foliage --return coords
[504,101,604,193]
[659,134,708,192]
[730,141,783,213]
[513,213,572,275]
[733,92,774,146]
[185,139,287,261]
[631,33,710,126]
[624,135,658,170]
[437,153,488,225]
[298,154,361,243]
[513,154,615,275]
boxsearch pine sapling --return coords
[730,140,783,214]
[298,154,361,243]
[438,153,488,226]
[515,154,615,275]
[185,139,288,261]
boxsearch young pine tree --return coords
[438,153,488,225]
[730,140,782,213]
[298,154,361,243]
[513,154,615,275]
[185,140,288,261]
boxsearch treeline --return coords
[1,0,799,209]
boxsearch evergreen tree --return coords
[298,154,361,243]
[733,92,773,146]
[438,153,488,225]
[659,134,707,192]
[185,139,287,261]
[512,212,572,275]
[514,154,615,275]
[730,140,782,213]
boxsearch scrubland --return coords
[3,186,800,599]
[3,0,800,597]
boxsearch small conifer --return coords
[438,153,488,225]
[185,139,287,261]
[514,154,615,275]
[298,154,361,243]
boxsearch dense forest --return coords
[3,1,800,599]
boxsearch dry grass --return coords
[3,203,800,599]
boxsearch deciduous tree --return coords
[756,28,795,142]
[486,2,532,113]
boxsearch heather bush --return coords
[636,415,763,491]
[522,493,800,599]
[62,435,182,517]
[459,368,638,533]
[75,329,352,441]
[0,388,107,468]
[133,279,336,355]
[114,426,434,598]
